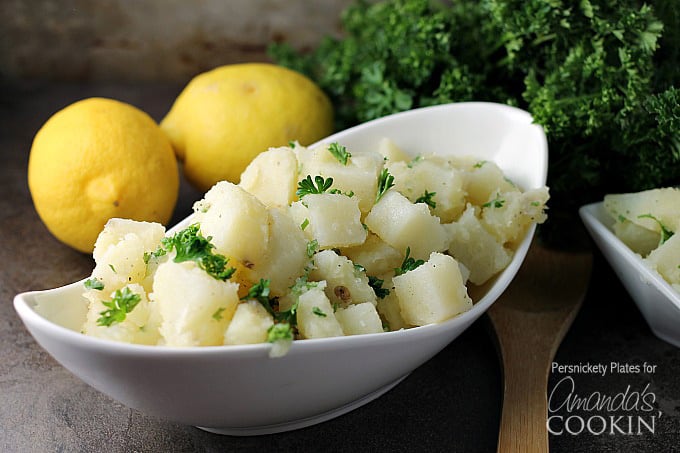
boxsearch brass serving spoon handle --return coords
[488,242,593,453]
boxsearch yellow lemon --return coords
[28,97,179,253]
[160,63,333,192]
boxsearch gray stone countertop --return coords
[1,81,679,453]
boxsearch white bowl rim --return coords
[579,201,680,311]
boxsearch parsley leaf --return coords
[84,278,104,291]
[368,275,390,299]
[160,224,236,281]
[376,168,395,203]
[328,142,351,165]
[394,247,425,276]
[415,190,437,208]
[482,194,505,209]
[97,287,142,327]
[267,322,294,343]
[312,306,327,317]
[296,175,335,198]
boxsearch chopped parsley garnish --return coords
[84,278,104,291]
[530,201,541,207]
[212,307,226,321]
[242,279,273,312]
[415,190,437,208]
[638,214,675,244]
[159,224,236,281]
[368,275,390,299]
[394,247,425,276]
[288,140,297,148]
[300,218,310,230]
[296,175,335,197]
[312,306,327,317]
[407,155,424,168]
[108,264,117,274]
[473,160,487,169]
[307,239,320,257]
[376,168,395,202]
[143,247,167,264]
[97,287,142,327]
[482,194,505,209]
[267,322,294,343]
[328,142,351,165]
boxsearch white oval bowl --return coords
[580,202,680,348]
[14,102,548,435]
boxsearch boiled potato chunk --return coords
[239,146,298,208]
[91,218,166,293]
[612,219,660,257]
[309,250,377,307]
[376,290,410,331]
[605,188,680,232]
[193,181,269,267]
[446,205,513,285]
[465,160,517,206]
[296,143,383,212]
[645,233,680,286]
[153,260,239,346]
[341,233,403,276]
[247,208,309,296]
[335,302,384,335]
[223,300,274,345]
[82,283,161,345]
[393,252,472,326]
[388,156,466,223]
[296,284,344,339]
[289,193,367,249]
[481,187,549,245]
[378,137,411,163]
[365,190,448,260]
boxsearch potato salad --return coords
[604,187,680,292]
[80,139,549,354]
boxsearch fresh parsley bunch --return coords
[270,0,679,246]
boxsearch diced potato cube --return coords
[296,284,344,339]
[645,233,680,285]
[378,137,411,163]
[296,143,383,212]
[289,193,367,249]
[223,300,274,345]
[612,218,660,257]
[377,291,410,331]
[393,252,472,326]
[335,302,384,335]
[341,233,403,276]
[239,146,298,208]
[481,187,549,245]
[365,190,448,260]
[91,219,166,293]
[82,283,161,345]
[388,156,466,223]
[446,204,513,285]
[605,188,680,232]
[245,207,309,296]
[309,250,377,307]
[153,260,240,346]
[193,181,269,267]
[465,160,517,206]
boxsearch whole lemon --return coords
[28,97,179,253]
[160,63,333,192]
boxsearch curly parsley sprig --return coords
[155,224,236,281]
[97,287,142,327]
[394,247,425,276]
[376,168,395,202]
